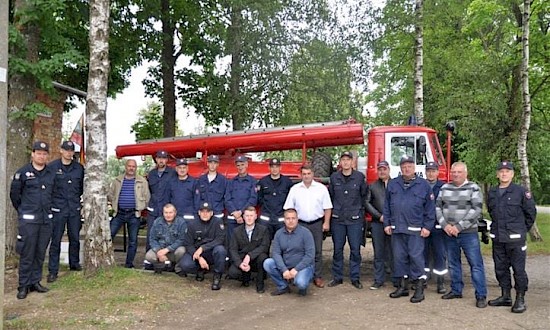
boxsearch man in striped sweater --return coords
[436,161,488,308]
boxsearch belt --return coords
[118,208,136,213]
[299,217,323,225]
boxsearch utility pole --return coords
[0,0,9,328]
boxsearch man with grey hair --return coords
[436,161,487,308]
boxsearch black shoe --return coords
[212,274,222,290]
[370,282,383,290]
[47,274,57,283]
[488,288,512,307]
[176,271,187,278]
[511,292,526,313]
[442,292,463,299]
[271,286,290,296]
[124,264,135,269]
[327,279,343,287]
[154,268,163,275]
[410,280,425,303]
[476,297,487,308]
[389,277,409,298]
[69,265,83,271]
[298,289,307,296]
[241,280,250,287]
[17,287,29,299]
[351,280,363,289]
[143,263,154,271]
[30,283,49,293]
[196,270,205,282]
[256,282,265,293]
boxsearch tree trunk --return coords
[161,0,176,138]
[83,0,115,275]
[518,0,542,241]
[413,0,424,126]
[4,0,40,257]
[228,5,244,130]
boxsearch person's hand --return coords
[198,257,209,270]
[384,226,392,235]
[282,270,292,280]
[289,268,298,279]
[420,228,431,238]
[444,224,458,237]
[239,263,251,272]
[232,210,242,221]
[193,247,203,261]
[322,222,330,232]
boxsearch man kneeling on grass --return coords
[263,208,315,296]
[145,203,187,274]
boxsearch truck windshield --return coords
[390,136,427,166]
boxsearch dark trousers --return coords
[49,212,82,275]
[331,221,363,281]
[110,210,140,267]
[424,228,447,275]
[227,252,268,284]
[145,213,158,252]
[392,233,425,280]
[371,221,393,284]
[493,241,528,292]
[17,221,52,288]
[300,219,324,279]
[179,245,227,275]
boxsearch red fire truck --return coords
[115,118,450,183]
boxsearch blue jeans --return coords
[331,221,363,281]
[445,232,487,298]
[110,210,140,267]
[263,258,314,291]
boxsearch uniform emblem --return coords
[40,142,46,148]
[430,193,435,200]
[525,191,532,199]
[220,224,225,230]
[14,173,20,180]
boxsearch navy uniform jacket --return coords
[487,183,536,243]
[226,174,258,215]
[10,163,55,224]
[430,180,445,230]
[149,215,188,252]
[228,223,271,265]
[183,217,226,255]
[49,159,84,217]
[383,176,436,234]
[329,170,368,225]
[147,167,175,218]
[169,176,200,216]
[257,175,294,218]
[197,173,228,215]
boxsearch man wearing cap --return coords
[145,203,187,274]
[179,202,227,290]
[436,161,487,308]
[228,206,270,293]
[366,160,394,290]
[327,151,368,289]
[487,161,536,313]
[283,164,332,288]
[423,161,447,294]
[10,141,56,299]
[169,158,200,220]
[197,154,228,223]
[109,159,151,268]
[226,155,258,242]
[257,158,294,239]
[144,150,175,269]
[47,141,85,283]
[383,155,435,303]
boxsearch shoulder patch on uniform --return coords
[14,173,20,180]
[220,223,225,230]
[525,191,532,199]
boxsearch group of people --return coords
[10,142,537,313]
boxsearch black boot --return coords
[389,277,409,298]
[488,288,512,307]
[410,279,425,303]
[211,273,222,290]
[511,291,526,313]
[436,275,446,294]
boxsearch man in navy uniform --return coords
[257,158,294,239]
[47,141,85,283]
[169,158,200,219]
[144,150,175,270]
[383,156,435,303]
[10,141,56,299]
[226,155,257,242]
[179,202,227,290]
[487,161,536,313]
[197,154,227,222]
[327,151,368,289]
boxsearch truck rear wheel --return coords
[312,152,333,178]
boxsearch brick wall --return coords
[33,89,66,160]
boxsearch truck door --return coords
[385,133,432,179]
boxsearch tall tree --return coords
[83,0,115,274]
[413,0,424,125]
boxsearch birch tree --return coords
[83,0,115,274]
[413,0,424,125]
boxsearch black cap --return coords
[61,141,75,151]
[497,161,514,170]
[269,158,281,166]
[340,151,353,159]
[377,160,389,168]
[400,156,414,165]
[32,141,49,152]
[426,161,438,170]
[235,155,248,163]
[199,202,212,211]
[176,158,188,166]
[207,154,220,162]
[156,150,169,158]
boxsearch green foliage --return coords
[130,103,164,141]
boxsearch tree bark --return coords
[4,0,40,257]
[83,0,115,275]
[518,0,542,241]
[161,0,176,137]
[413,0,424,126]
[228,5,244,130]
